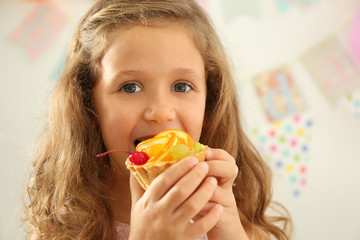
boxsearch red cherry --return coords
[128,152,149,165]
[96,150,149,165]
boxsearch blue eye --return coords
[172,82,192,92]
[120,83,141,93]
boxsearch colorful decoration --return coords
[301,37,360,104]
[251,115,313,197]
[245,12,360,198]
[253,67,306,121]
[9,2,67,61]
[350,7,360,64]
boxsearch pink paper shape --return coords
[350,8,360,63]
[9,2,67,61]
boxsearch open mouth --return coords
[134,137,152,147]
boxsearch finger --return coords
[161,162,210,210]
[197,201,217,216]
[173,176,217,221]
[129,173,145,207]
[146,157,199,201]
[206,160,238,187]
[206,149,235,164]
[209,186,237,208]
[186,204,223,238]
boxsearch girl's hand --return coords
[129,157,223,240]
[204,149,250,240]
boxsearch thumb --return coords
[129,173,145,207]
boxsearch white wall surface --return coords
[1,0,359,239]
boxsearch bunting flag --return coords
[277,0,320,13]
[301,37,360,104]
[9,2,67,61]
[250,115,313,197]
[253,67,306,121]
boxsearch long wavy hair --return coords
[25,0,292,239]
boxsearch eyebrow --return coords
[171,68,203,81]
[109,68,203,82]
[112,70,143,78]
[108,70,143,84]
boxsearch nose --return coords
[142,97,176,123]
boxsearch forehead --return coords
[101,20,204,56]
[106,23,198,53]
[98,23,205,80]
[106,21,196,49]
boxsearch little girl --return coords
[25,0,292,239]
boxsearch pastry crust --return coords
[126,147,208,190]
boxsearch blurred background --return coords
[1,0,360,239]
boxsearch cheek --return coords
[182,96,206,142]
[99,109,135,150]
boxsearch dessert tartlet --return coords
[126,129,208,190]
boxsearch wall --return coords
[0,0,359,239]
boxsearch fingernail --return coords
[208,177,217,185]
[198,162,208,171]
[216,204,223,212]
[188,157,198,166]
[206,149,214,158]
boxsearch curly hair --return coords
[25,0,292,239]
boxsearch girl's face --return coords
[93,24,207,163]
